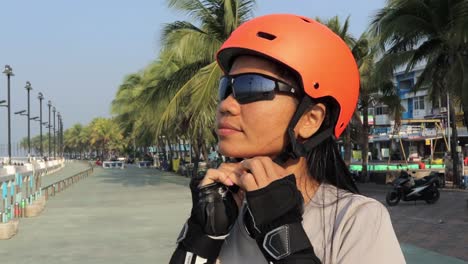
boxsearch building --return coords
[367,65,467,162]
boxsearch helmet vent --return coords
[301,18,311,23]
[340,123,344,128]
[257,31,276,41]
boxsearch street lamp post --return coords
[38,92,44,157]
[60,115,64,158]
[61,116,64,157]
[53,107,56,159]
[25,81,33,159]
[47,100,52,157]
[58,113,62,158]
[3,65,14,165]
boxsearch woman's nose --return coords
[217,94,240,116]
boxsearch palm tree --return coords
[133,0,255,173]
[111,73,150,157]
[355,34,398,181]
[87,118,124,160]
[317,16,358,166]
[64,124,85,158]
[371,0,468,186]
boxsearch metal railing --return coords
[41,166,94,200]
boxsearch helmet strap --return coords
[274,96,335,165]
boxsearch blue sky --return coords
[0,0,385,152]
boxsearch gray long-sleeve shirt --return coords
[218,184,406,264]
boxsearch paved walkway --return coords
[0,165,466,263]
[41,161,94,186]
[0,164,191,263]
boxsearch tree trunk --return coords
[463,104,468,132]
[193,137,201,178]
[177,137,182,159]
[158,136,166,162]
[201,141,209,165]
[344,127,352,166]
[449,99,460,187]
[166,137,173,171]
[182,138,188,162]
[361,101,370,182]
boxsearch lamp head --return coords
[25,81,32,90]
[2,65,14,76]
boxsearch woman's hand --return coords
[198,157,290,207]
[199,162,246,208]
[200,162,245,187]
[237,157,290,191]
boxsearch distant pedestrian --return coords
[418,161,426,169]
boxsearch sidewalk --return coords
[0,166,466,263]
[41,161,92,186]
[0,166,191,264]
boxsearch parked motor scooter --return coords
[386,170,440,206]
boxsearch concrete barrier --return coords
[0,159,65,239]
[102,161,125,169]
[138,161,153,168]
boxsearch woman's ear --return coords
[295,103,326,139]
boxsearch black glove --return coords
[193,181,239,236]
[170,177,238,264]
[244,175,321,263]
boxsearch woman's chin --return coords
[218,143,249,158]
[218,142,278,159]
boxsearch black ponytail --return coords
[305,98,359,194]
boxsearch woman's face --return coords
[216,55,299,158]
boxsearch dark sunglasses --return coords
[218,73,300,104]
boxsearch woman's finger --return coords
[200,168,234,187]
[241,158,269,189]
[217,163,245,186]
[239,171,258,191]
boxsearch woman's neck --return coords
[283,157,319,204]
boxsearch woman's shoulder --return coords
[312,183,390,221]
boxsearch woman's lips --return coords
[217,121,241,136]
[217,128,241,136]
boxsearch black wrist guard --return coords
[193,182,239,236]
[171,218,224,263]
[244,175,321,263]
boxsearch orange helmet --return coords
[216,14,359,138]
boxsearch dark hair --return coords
[304,97,359,194]
[273,61,359,195]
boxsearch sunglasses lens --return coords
[218,76,231,101]
[232,74,276,103]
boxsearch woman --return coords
[170,14,405,264]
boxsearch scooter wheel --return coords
[425,188,440,204]
[386,190,401,206]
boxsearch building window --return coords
[414,96,425,110]
[376,106,389,115]
[432,96,448,109]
